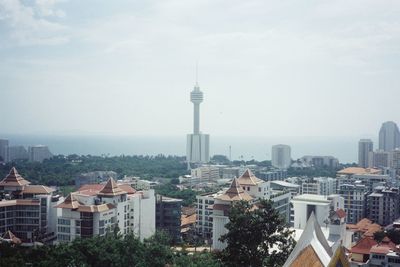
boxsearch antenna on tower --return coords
[195,61,199,86]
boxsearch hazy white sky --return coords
[1,0,399,137]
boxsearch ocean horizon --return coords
[0,134,377,164]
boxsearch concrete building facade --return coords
[271,144,291,169]
[358,139,373,168]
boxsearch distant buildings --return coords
[74,171,118,189]
[369,149,392,169]
[271,144,291,169]
[359,139,373,168]
[301,177,337,196]
[28,145,52,162]
[8,146,28,161]
[300,155,339,168]
[156,195,182,243]
[338,182,368,224]
[379,121,400,152]
[186,82,210,165]
[191,165,220,181]
[0,139,9,162]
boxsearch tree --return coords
[373,230,386,244]
[387,229,400,245]
[219,199,295,267]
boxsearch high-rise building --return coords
[338,182,368,224]
[0,139,9,162]
[186,82,210,165]
[358,139,373,168]
[379,121,400,152]
[8,145,29,161]
[301,177,337,196]
[155,195,182,243]
[28,145,52,162]
[369,150,392,169]
[368,186,400,226]
[271,144,291,169]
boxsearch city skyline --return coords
[1,1,400,136]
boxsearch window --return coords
[258,188,261,192]
[58,219,71,225]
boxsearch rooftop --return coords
[292,194,331,204]
[0,167,31,187]
[337,167,380,175]
[215,178,253,202]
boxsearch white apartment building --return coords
[291,194,344,229]
[28,145,52,163]
[191,165,220,181]
[208,169,291,250]
[56,178,155,242]
[271,144,291,169]
[301,177,337,196]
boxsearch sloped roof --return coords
[77,203,115,213]
[78,183,136,194]
[284,213,333,267]
[22,185,55,194]
[237,169,263,186]
[351,236,377,255]
[0,167,30,187]
[337,167,380,175]
[215,178,253,202]
[1,230,22,245]
[289,245,324,267]
[56,194,81,209]
[347,218,381,237]
[335,209,346,219]
[98,178,127,196]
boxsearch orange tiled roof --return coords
[289,245,324,267]
[22,185,55,194]
[0,167,30,187]
[181,213,196,227]
[79,182,136,195]
[77,203,115,213]
[56,194,81,209]
[347,218,381,237]
[237,169,263,186]
[337,167,380,175]
[215,178,253,202]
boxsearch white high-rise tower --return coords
[186,80,210,165]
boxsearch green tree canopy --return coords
[219,199,295,267]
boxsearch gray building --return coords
[301,177,337,196]
[368,187,400,226]
[28,145,52,163]
[379,121,400,152]
[338,182,368,224]
[358,139,373,168]
[8,146,29,161]
[156,195,182,243]
[271,144,291,169]
[0,139,9,162]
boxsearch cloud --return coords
[0,0,68,46]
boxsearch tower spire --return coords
[195,61,199,87]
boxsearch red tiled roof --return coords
[347,218,382,237]
[336,209,346,219]
[351,237,377,255]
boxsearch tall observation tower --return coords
[186,80,210,167]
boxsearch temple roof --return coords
[1,230,22,245]
[237,169,264,186]
[284,213,333,267]
[78,183,136,195]
[56,194,81,209]
[0,167,30,187]
[215,178,253,202]
[98,178,127,197]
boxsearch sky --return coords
[1,0,400,138]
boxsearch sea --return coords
[2,134,378,164]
